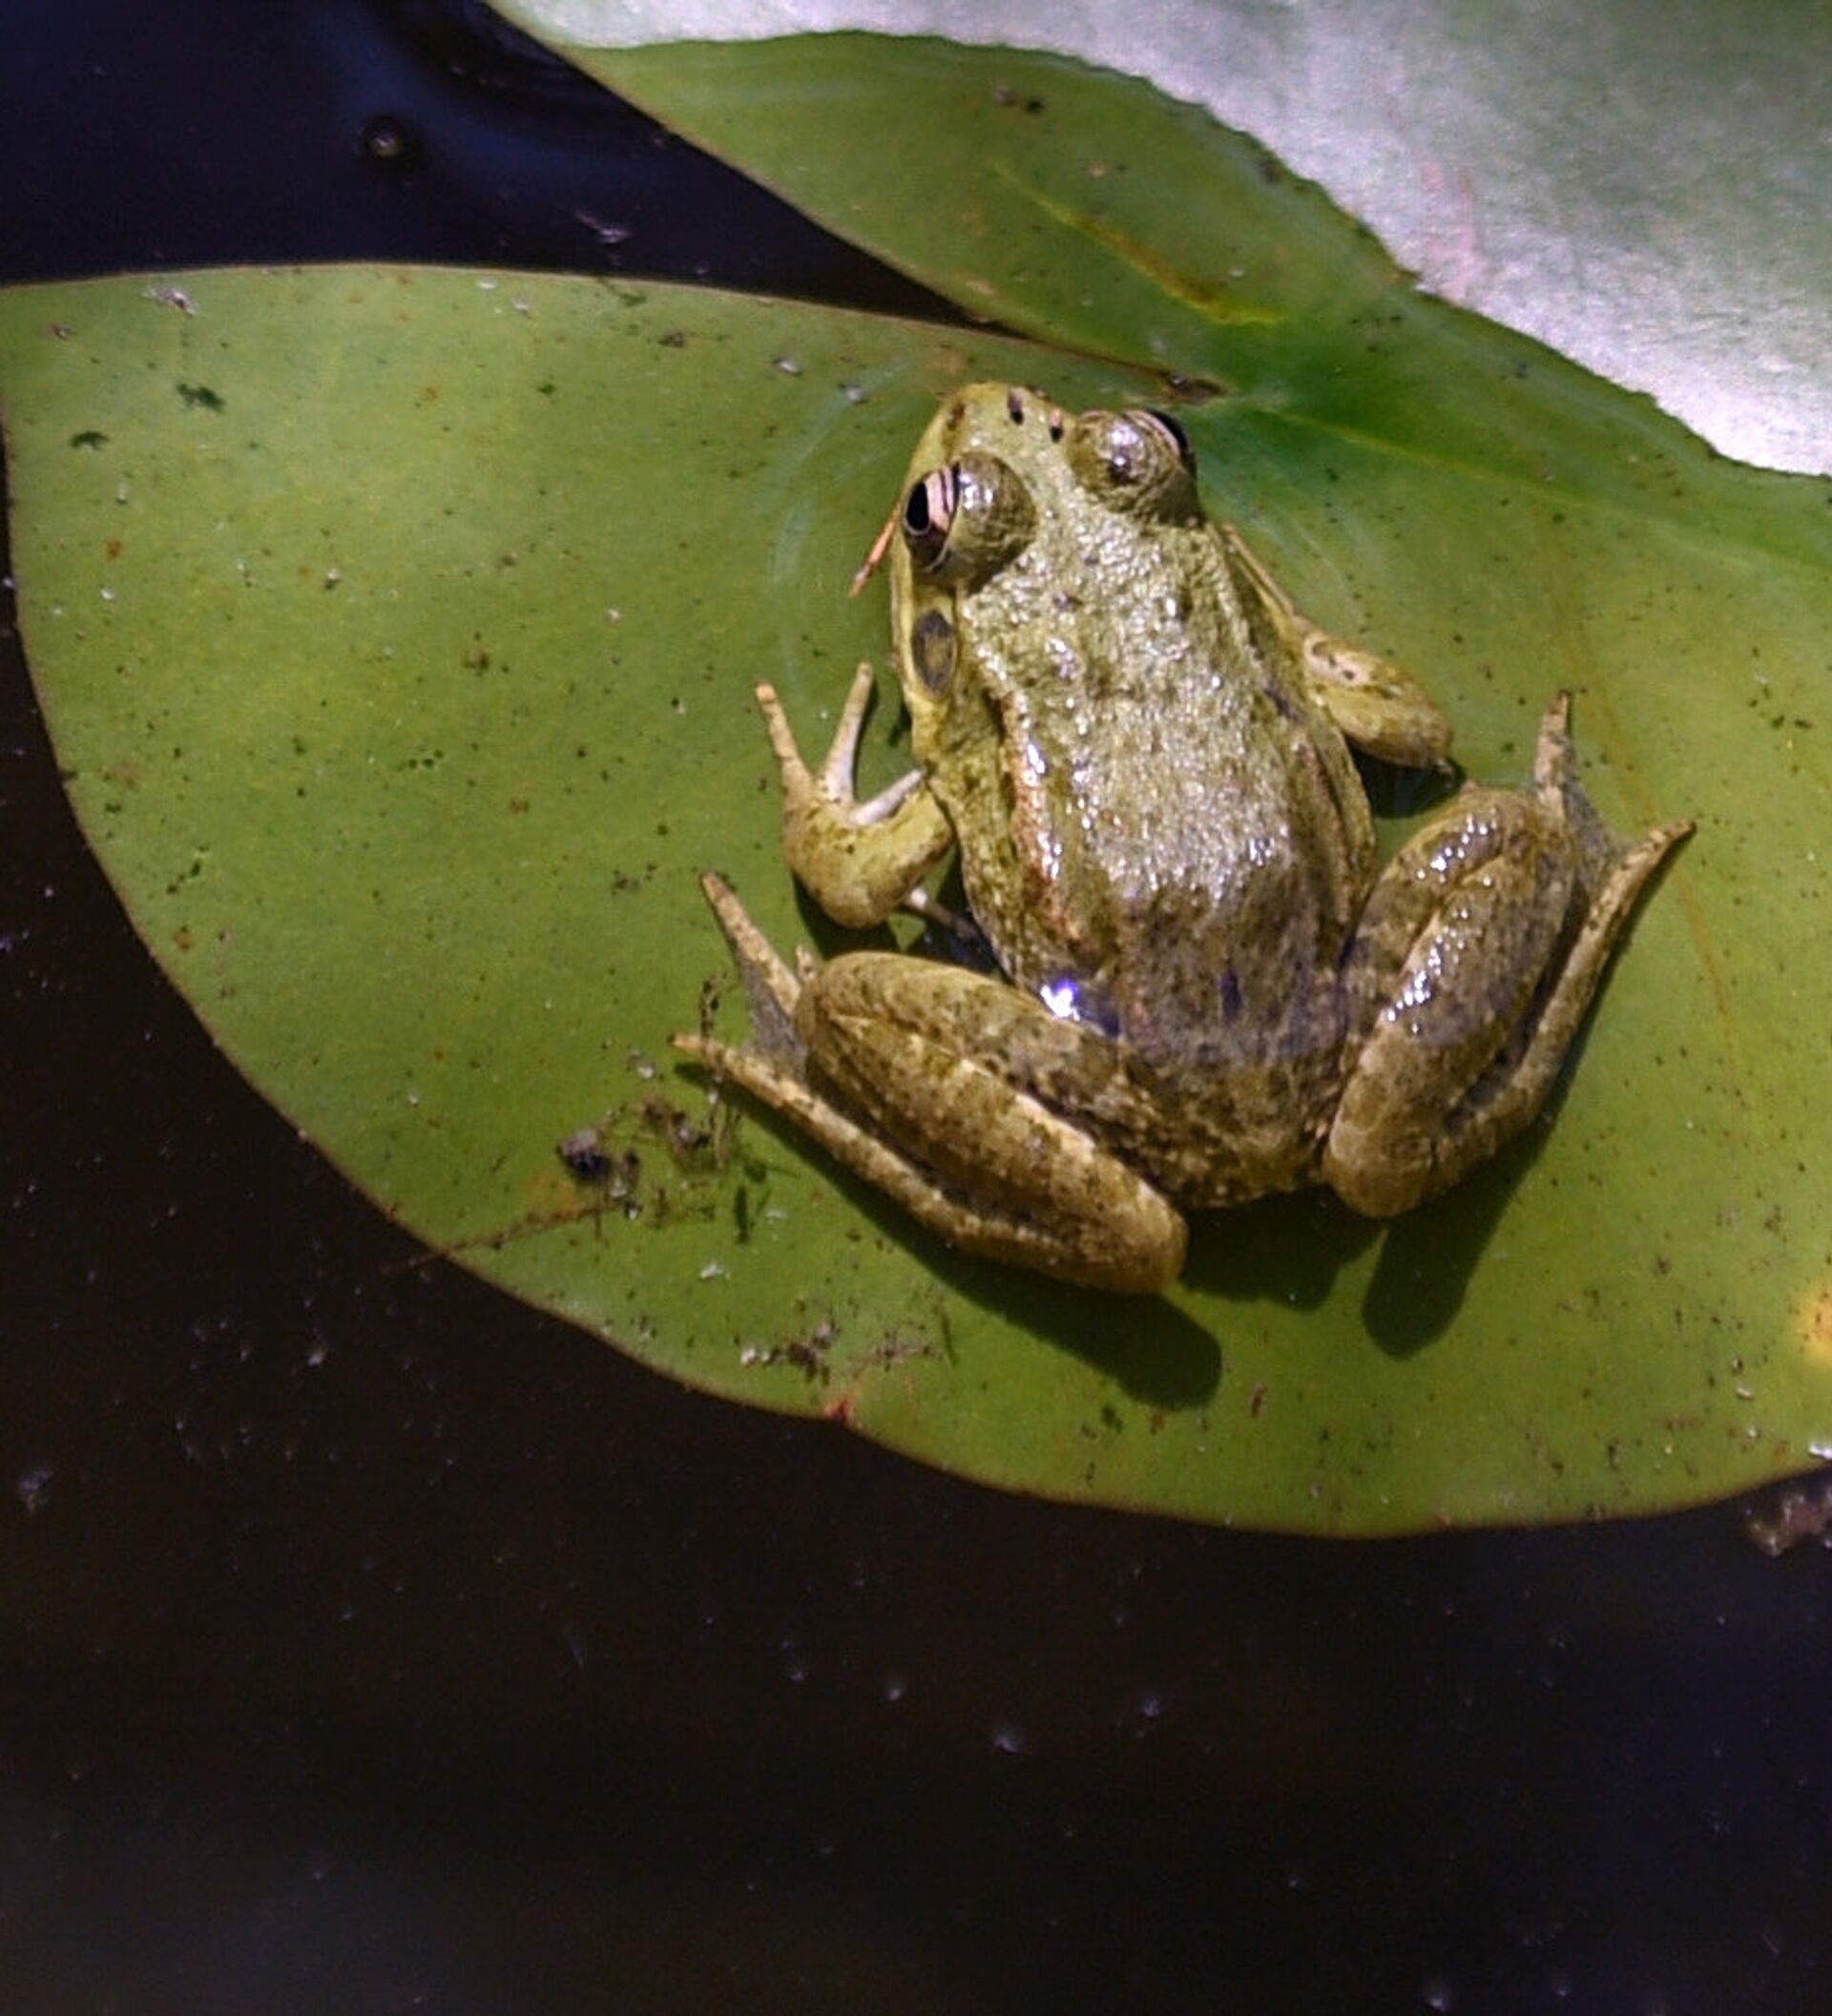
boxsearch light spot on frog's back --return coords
[1245,826,1288,870]
[1044,631,1081,684]
[1039,973,1119,1036]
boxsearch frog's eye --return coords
[1066,408,1199,520]
[901,467,957,572]
[1140,408,1196,468]
[900,453,1035,585]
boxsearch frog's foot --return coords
[682,871,809,1067]
[1220,525,1453,770]
[675,877,1186,1294]
[1529,691,1693,909]
[759,668,953,928]
[1322,696,1691,1216]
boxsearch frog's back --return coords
[949,520,1372,1075]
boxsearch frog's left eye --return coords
[901,453,1035,585]
[1066,408,1199,520]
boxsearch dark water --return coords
[2,5,1828,2010]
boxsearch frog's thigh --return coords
[792,954,1187,1294]
[1324,788,1581,1216]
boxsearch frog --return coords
[674,384,1691,1294]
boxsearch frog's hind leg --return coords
[1322,696,1691,1216]
[674,876,1187,1294]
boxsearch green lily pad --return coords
[527,5,1832,473]
[4,43,1830,1533]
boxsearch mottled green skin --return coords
[890,386,1392,1203]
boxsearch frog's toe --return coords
[760,675,952,928]
[686,872,806,1064]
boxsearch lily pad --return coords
[3,44,1830,1533]
[517,2,1832,474]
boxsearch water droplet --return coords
[360,114,419,166]
[14,1465,53,1515]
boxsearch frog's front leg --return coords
[675,877,1187,1294]
[759,664,953,927]
[1221,526,1453,769]
[1322,696,1691,1216]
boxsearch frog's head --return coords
[894,384,1197,556]
[871,384,1201,757]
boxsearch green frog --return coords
[675,384,1689,1293]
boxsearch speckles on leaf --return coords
[1796,1281,1832,1368]
[176,382,224,412]
[739,1320,836,1382]
[558,1125,626,1185]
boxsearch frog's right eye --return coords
[1066,408,1198,521]
[902,468,957,571]
[901,453,1035,586]
[1140,408,1196,468]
